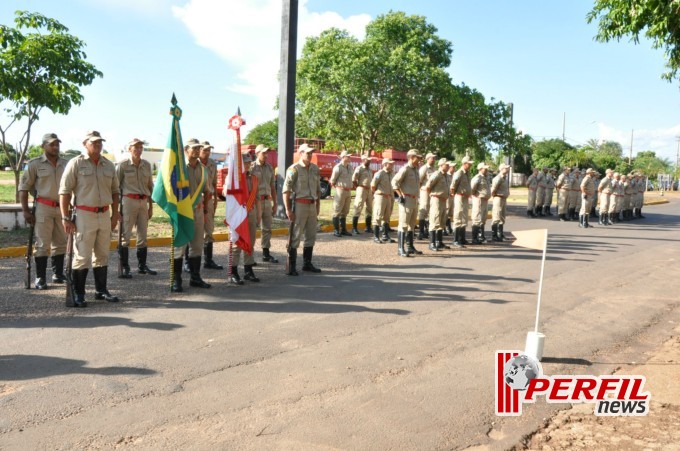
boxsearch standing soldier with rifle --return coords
[283,143,322,275]
[19,133,68,290]
[115,138,157,278]
[392,149,423,257]
[59,131,120,306]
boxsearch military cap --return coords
[185,138,201,148]
[360,153,370,160]
[477,162,490,170]
[586,168,595,174]
[461,155,473,164]
[406,149,421,158]
[425,152,436,160]
[499,163,510,170]
[255,144,269,154]
[127,138,144,148]
[42,133,61,144]
[438,158,449,167]
[83,130,105,143]
[448,161,457,166]
[382,158,394,165]
[339,150,351,158]
[298,143,315,153]
[200,140,214,149]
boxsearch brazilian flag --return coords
[152,95,202,247]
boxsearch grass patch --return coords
[0,185,17,203]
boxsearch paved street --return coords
[1,199,679,450]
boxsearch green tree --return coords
[585,140,623,172]
[0,11,102,200]
[244,118,278,149]
[62,149,82,160]
[587,0,680,83]
[632,150,672,178]
[0,142,16,167]
[531,139,574,173]
[295,11,512,159]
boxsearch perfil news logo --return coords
[495,351,651,416]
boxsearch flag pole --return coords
[534,229,548,332]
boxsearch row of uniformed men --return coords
[328,149,513,256]
[18,132,282,307]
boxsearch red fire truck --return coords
[216,141,407,200]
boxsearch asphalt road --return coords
[1,199,679,450]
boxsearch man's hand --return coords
[110,211,120,231]
[62,219,76,235]
[148,204,153,219]
[272,201,277,215]
[286,209,295,222]
[23,210,35,226]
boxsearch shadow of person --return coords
[0,355,156,381]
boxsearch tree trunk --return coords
[14,169,20,203]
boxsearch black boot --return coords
[286,248,298,276]
[480,224,487,243]
[606,212,614,225]
[71,268,88,307]
[332,217,342,237]
[118,246,132,279]
[137,247,157,275]
[559,212,568,222]
[424,220,430,235]
[351,216,361,235]
[460,227,469,245]
[591,206,597,218]
[436,229,449,250]
[203,242,223,270]
[51,254,66,284]
[365,215,372,233]
[578,215,585,228]
[229,266,244,285]
[244,264,260,282]
[171,258,183,292]
[498,224,506,242]
[546,205,553,216]
[406,231,422,255]
[93,266,119,302]
[262,248,279,263]
[189,257,211,288]
[571,207,578,220]
[527,209,535,218]
[302,247,322,272]
[445,218,453,235]
[585,214,593,228]
[183,247,191,272]
[340,217,352,236]
[536,206,544,217]
[397,231,409,257]
[34,256,48,290]
[492,223,501,242]
[428,230,438,251]
[452,227,464,248]
[638,207,645,219]
[382,223,396,243]
[471,225,482,244]
[373,225,383,243]
[598,212,605,225]
[417,219,426,240]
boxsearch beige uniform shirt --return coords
[581,175,595,196]
[546,174,555,189]
[470,173,490,199]
[426,170,449,197]
[19,154,67,201]
[372,169,393,194]
[419,164,435,187]
[352,165,372,188]
[283,161,321,199]
[116,158,153,197]
[186,160,209,198]
[200,157,217,195]
[527,174,538,190]
[251,160,276,197]
[451,168,472,195]
[59,154,120,206]
[330,163,352,189]
[556,173,569,191]
[599,176,612,194]
[537,172,546,188]
[491,173,509,196]
[637,179,645,194]
[624,180,632,195]
[392,163,420,197]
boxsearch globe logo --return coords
[504,354,541,391]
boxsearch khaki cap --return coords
[499,163,510,170]
[339,150,350,158]
[586,168,595,174]
[425,152,436,160]
[83,130,105,143]
[200,140,214,149]
[477,162,490,170]
[360,153,370,160]
[255,144,269,154]
[406,149,421,158]
[185,138,201,148]
[382,158,394,165]
[449,161,457,166]
[438,158,449,167]
[42,133,61,144]
[127,138,144,147]
[461,155,473,164]
[298,143,315,153]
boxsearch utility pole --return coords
[676,136,680,182]
[276,0,298,218]
[562,112,566,141]
[628,129,634,165]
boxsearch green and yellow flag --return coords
[152,94,202,247]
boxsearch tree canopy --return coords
[587,0,680,83]
[244,118,278,149]
[0,11,102,199]
[294,11,516,161]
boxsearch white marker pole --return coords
[525,229,548,361]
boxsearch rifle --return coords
[65,209,77,308]
[285,194,295,274]
[25,195,37,289]
[117,189,123,278]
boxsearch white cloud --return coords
[171,0,371,126]
[597,122,680,161]
[79,0,177,15]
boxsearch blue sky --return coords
[1,0,678,163]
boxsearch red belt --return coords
[335,186,350,191]
[357,185,370,189]
[295,198,317,204]
[403,193,417,199]
[376,193,391,197]
[260,195,272,200]
[124,193,148,200]
[528,187,536,191]
[455,193,470,197]
[430,194,448,199]
[36,197,59,208]
[77,205,110,213]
